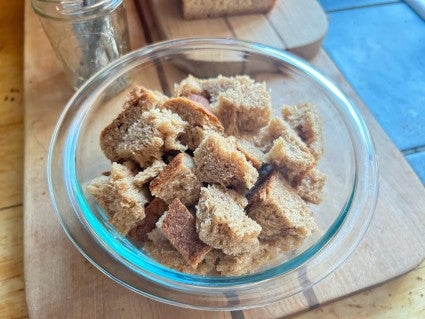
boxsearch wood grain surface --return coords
[1,0,424,318]
[149,0,328,59]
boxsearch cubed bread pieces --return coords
[87,163,149,235]
[150,153,201,206]
[194,133,259,189]
[282,103,323,160]
[123,86,167,110]
[296,168,327,204]
[100,87,167,162]
[162,97,224,150]
[247,171,318,251]
[128,198,168,242]
[257,118,315,183]
[174,74,236,101]
[133,160,166,186]
[115,108,187,168]
[157,199,211,268]
[216,243,277,276]
[266,137,315,185]
[196,185,261,255]
[145,229,218,275]
[182,0,276,20]
[214,78,272,135]
[174,75,272,135]
[236,139,265,169]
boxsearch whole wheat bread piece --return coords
[145,228,218,275]
[157,199,211,268]
[133,160,166,187]
[296,168,326,204]
[128,198,168,242]
[236,139,265,169]
[216,243,277,276]
[194,132,259,189]
[282,103,323,160]
[150,153,202,206]
[87,163,150,235]
[196,185,261,255]
[247,170,318,251]
[182,0,276,20]
[114,108,187,168]
[100,87,167,162]
[257,118,316,184]
[174,75,272,135]
[162,97,224,150]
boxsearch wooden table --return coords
[1,0,424,318]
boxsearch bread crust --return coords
[158,199,211,268]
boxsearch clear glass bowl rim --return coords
[47,38,379,310]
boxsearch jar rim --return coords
[31,0,123,20]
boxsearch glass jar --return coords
[31,0,130,89]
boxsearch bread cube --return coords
[247,171,317,251]
[87,163,149,235]
[196,185,261,255]
[194,133,258,189]
[162,97,223,150]
[157,199,211,268]
[282,103,323,160]
[296,168,326,204]
[128,198,168,242]
[150,153,201,206]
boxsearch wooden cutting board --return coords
[149,0,328,59]
[24,1,425,318]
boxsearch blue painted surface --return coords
[406,151,425,184]
[322,2,425,151]
[319,0,399,11]
[319,1,425,183]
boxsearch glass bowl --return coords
[47,38,378,310]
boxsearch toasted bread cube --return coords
[214,78,271,135]
[196,185,261,255]
[162,97,223,150]
[145,229,218,275]
[266,136,315,183]
[258,118,315,183]
[123,86,167,110]
[174,75,271,135]
[100,87,167,162]
[133,160,166,186]
[247,171,317,251]
[174,74,236,101]
[296,168,327,204]
[282,103,323,160]
[216,243,277,276]
[114,108,187,168]
[87,163,149,235]
[236,139,265,169]
[194,133,258,189]
[150,153,201,206]
[157,199,211,268]
[128,198,168,242]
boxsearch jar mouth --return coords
[47,38,378,310]
[31,0,123,20]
